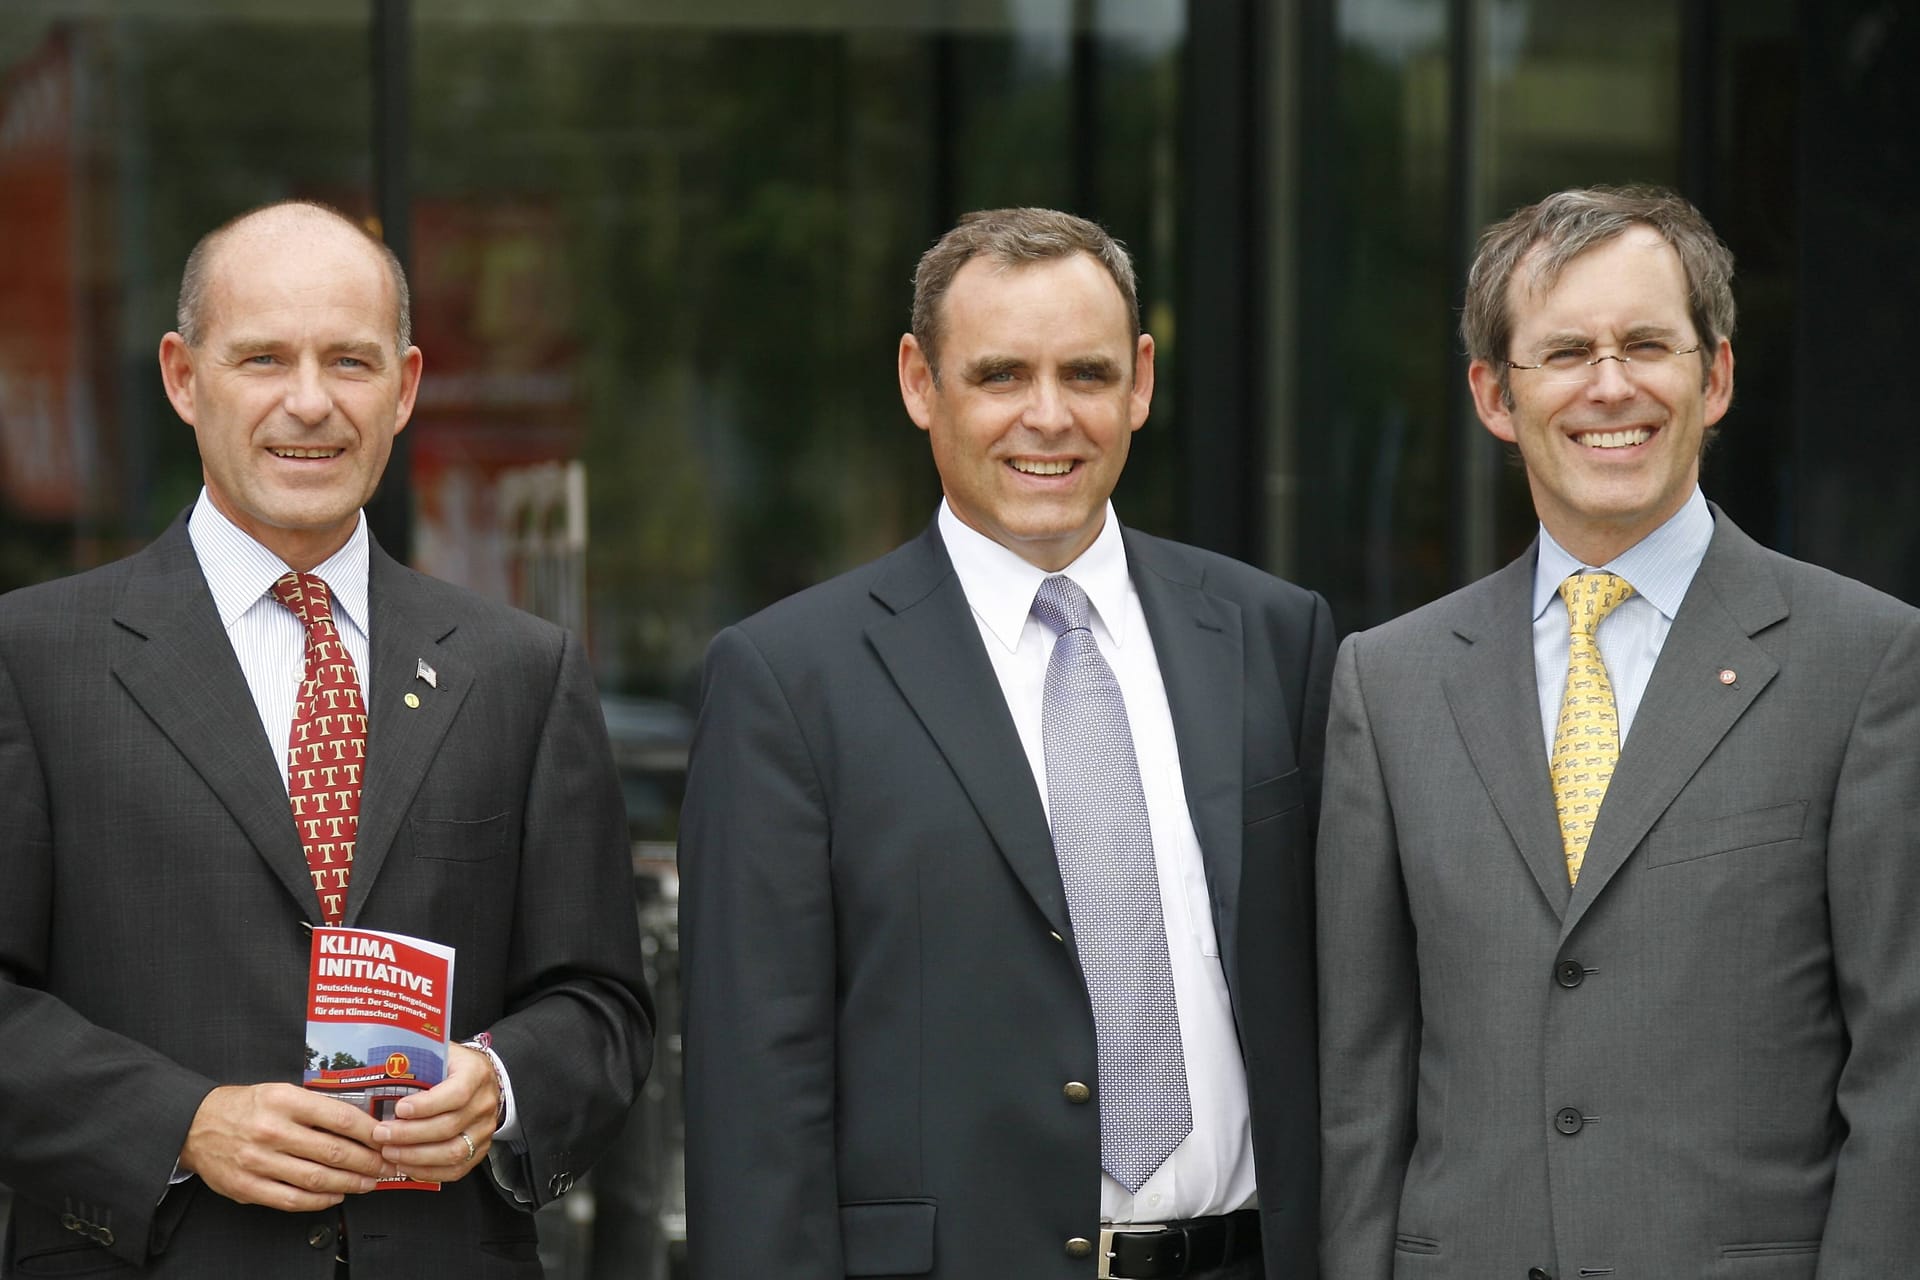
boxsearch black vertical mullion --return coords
[1679,0,1717,211]
[1292,0,1338,598]
[1177,0,1263,561]
[930,33,960,242]
[1069,0,1099,219]
[1444,0,1491,590]
[368,0,412,562]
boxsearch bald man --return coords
[0,201,652,1278]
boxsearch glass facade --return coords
[1,4,375,588]
[1284,0,1810,632]
[0,3,1190,1274]
[1,0,1188,714]
[1,0,1914,1273]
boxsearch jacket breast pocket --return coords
[1645,801,1807,869]
[1714,1239,1819,1278]
[409,811,512,862]
[1245,768,1305,828]
[839,1199,936,1276]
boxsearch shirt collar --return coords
[188,488,372,638]
[1532,486,1714,622]
[937,499,1132,653]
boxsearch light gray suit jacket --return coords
[0,517,653,1278]
[679,520,1334,1278]
[1318,508,1920,1279]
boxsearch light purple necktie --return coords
[1033,574,1193,1192]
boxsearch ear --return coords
[898,334,935,432]
[1128,333,1156,433]
[391,345,425,435]
[159,333,199,426]
[1701,337,1734,429]
[1467,357,1517,444]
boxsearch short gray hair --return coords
[176,199,412,351]
[910,207,1138,381]
[1462,185,1735,403]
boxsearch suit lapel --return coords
[110,521,318,916]
[1441,549,1573,918]
[866,525,1070,939]
[1124,532,1247,961]
[347,546,473,924]
[1560,515,1784,937]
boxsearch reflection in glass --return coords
[0,6,371,590]
[403,9,1185,1275]
[1294,0,1685,631]
[407,7,1184,713]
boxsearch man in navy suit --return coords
[681,208,1333,1278]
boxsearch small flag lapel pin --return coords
[416,658,438,688]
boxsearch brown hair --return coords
[1462,185,1734,403]
[910,207,1138,381]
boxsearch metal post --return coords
[368,0,412,561]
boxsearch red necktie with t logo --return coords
[270,571,366,926]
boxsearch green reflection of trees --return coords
[412,17,1183,701]
[0,15,370,590]
[412,25,937,698]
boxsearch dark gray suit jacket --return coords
[0,517,653,1279]
[1318,508,1920,1278]
[679,520,1334,1278]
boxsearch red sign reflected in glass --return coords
[406,199,584,612]
[0,32,88,519]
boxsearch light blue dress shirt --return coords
[1531,487,1715,753]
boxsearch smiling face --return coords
[159,209,422,570]
[1468,225,1733,565]
[898,252,1153,571]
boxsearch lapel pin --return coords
[404,692,421,709]
[416,658,438,688]
[1718,668,1737,685]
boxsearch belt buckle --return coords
[1096,1223,1168,1280]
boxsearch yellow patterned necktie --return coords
[1550,572,1634,883]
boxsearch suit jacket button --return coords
[307,1222,336,1250]
[1554,1107,1584,1135]
[549,1171,575,1197]
[61,1213,81,1233]
[93,1227,115,1247]
[1065,1237,1094,1259]
[1063,1081,1091,1104]
[1528,1269,1553,1280]
[1555,959,1584,988]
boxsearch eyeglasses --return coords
[1505,339,1702,380]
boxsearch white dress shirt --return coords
[185,490,526,1154]
[188,492,374,781]
[1531,486,1715,752]
[938,500,1258,1223]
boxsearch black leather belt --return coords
[1100,1209,1261,1278]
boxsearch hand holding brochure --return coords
[302,926,456,1191]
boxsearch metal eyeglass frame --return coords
[1503,342,1703,374]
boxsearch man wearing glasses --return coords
[1318,186,1920,1278]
